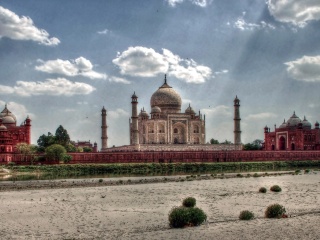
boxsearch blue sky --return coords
[1,0,320,147]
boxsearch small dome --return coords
[0,124,7,131]
[139,108,149,118]
[0,104,17,123]
[151,106,161,114]
[2,116,16,124]
[279,119,287,129]
[286,111,301,127]
[302,116,311,129]
[185,104,195,115]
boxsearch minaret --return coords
[234,96,241,145]
[25,116,31,144]
[101,106,108,151]
[131,92,139,145]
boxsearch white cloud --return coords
[0,100,35,121]
[0,78,96,97]
[166,0,209,7]
[245,112,277,121]
[109,76,131,84]
[35,57,107,80]
[268,0,320,27]
[202,105,232,117]
[233,16,275,31]
[0,6,60,46]
[97,29,111,35]
[108,108,130,119]
[113,46,212,84]
[112,47,169,77]
[285,55,320,82]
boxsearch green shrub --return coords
[168,206,207,228]
[98,179,103,183]
[239,210,254,220]
[259,187,267,193]
[253,173,259,177]
[265,204,286,218]
[236,173,243,178]
[295,169,301,174]
[270,185,282,192]
[182,197,196,208]
[304,169,310,174]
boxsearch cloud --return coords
[97,29,111,35]
[233,13,275,31]
[268,0,320,27]
[166,0,209,7]
[109,76,131,84]
[285,55,320,82]
[0,6,60,46]
[0,100,35,121]
[112,47,169,77]
[108,108,130,119]
[202,105,232,117]
[0,78,96,97]
[113,46,212,83]
[35,57,107,80]
[245,112,277,121]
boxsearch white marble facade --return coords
[130,76,205,145]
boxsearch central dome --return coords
[150,76,182,113]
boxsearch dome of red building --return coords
[279,119,287,129]
[286,111,301,127]
[0,124,7,131]
[302,116,311,129]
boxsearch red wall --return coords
[5,150,320,165]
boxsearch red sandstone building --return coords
[264,112,320,151]
[0,104,31,162]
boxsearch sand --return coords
[0,172,319,239]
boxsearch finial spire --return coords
[164,74,167,84]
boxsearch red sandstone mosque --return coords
[0,104,31,162]
[264,112,320,151]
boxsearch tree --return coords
[243,139,263,150]
[210,138,219,144]
[37,132,55,152]
[16,143,37,163]
[55,125,70,147]
[45,144,67,162]
[221,139,232,144]
[83,146,93,152]
[65,143,77,152]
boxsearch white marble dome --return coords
[150,76,181,113]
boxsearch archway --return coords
[172,122,186,144]
[271,145,275,150]
[291,143,295,150]
[279,136,286,150]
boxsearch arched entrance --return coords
[279,136,286,150]
[271,145,275,150]
[291,143,295,150]
[172,122,186,144]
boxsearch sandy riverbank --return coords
[0,172,319,239]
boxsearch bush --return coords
[98,179,103,183]
[270,185,282,192]
[304,169,310,174]
[169,206,207,228]
[239,210,254,220]
[183,197,196,208]
[259,187,267,193]
[253,173,259,177]
[265,204,286,218]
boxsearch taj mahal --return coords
[100,75,242,152]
